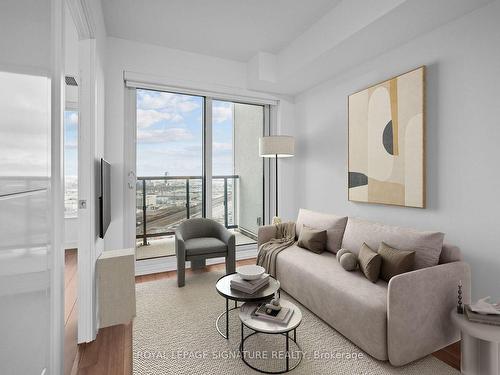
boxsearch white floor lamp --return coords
[259,136,295,223]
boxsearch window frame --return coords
[133,88,270,242]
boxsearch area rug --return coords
[133,271,459,375]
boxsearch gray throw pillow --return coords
[339,252,358,271]
[378,242,415,282]
[358,243,382,283]
[336,248,350,262]
[297,225,327,254]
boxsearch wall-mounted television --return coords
[99,158,111,239]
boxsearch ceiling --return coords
[101,0,341,62]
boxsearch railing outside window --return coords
[136,175,238,246]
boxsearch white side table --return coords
[239,300,303,373]
[451,310,500,375]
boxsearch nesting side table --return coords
[451,310,500,375]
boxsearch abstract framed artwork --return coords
[348,66,425,208]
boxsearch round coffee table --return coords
[215,273,280,339]
[451,310,500,375]
[239,300,303,374]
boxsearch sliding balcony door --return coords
[212,100,264,243]
[134,88,267,258]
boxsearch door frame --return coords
[67,0,101,344]
[50,0,65,372]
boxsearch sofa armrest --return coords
[213,222,234,245]
[387,261,471,366]
[257,225,277,248]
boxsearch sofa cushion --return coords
[439,243,462,264]
[341,218,444,269]
[184,237,226,256]
[358,243,382,282]
[297,225,327,253]
[378,242,415,282]
[276,244,389,361]
[296,209,348,253]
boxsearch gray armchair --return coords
[175,218,236,287]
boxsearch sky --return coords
[62,89,235,182]
[64,110,78,178]
[136,89,234,177]
[0,71,50,177]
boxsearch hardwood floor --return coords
[134,257,256,284]
[64,249,78,375]
[65,255,460,374]
[432,341,461,370]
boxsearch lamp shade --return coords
[259,136,295,158]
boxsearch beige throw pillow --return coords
[358,243,382,283]
[296,209,348,253]
[378,242,415,282]
[297,225,327,254]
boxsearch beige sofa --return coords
[258,209,471,366]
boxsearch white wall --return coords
[104,37,293,250]
[0,0,50,73]
[292,1,500,299]
[276,99,296,222]
[64,4,79,103]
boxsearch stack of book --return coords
[465,305,500,326]
[252,303,294,325]
[230,273,270,294]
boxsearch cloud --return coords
[0,72,51,176]
[137,91,200,113]
[65,140,77,150]
[68,112,78,125]
[137,127,193,144]
[136,91,202,129]
[137,109,183,128]
[212,103,233,124]
[213,142,232,152]
[177,101,199,113]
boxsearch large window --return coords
[135,89,267,258]
[64,110,78,217]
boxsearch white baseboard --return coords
[64,242,78,250]
[135,244,258,276]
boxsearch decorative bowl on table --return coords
[236,265,265,280]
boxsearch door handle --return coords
[127,170,136,189]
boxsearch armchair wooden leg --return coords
[191,258,206,270]
[226,255,235,274]
[177,256,185,287]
